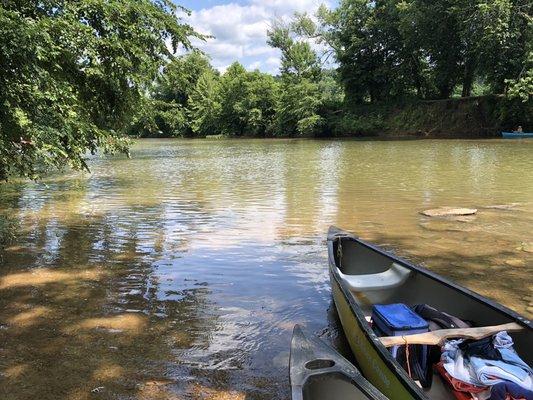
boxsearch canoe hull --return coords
[330,270,420,400]
[502,132,533,138]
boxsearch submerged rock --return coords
[505,259,526,267]
[521,243,533,253]
[421,207,478,217]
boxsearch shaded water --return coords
[0,138,531,399]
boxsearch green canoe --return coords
[327,226,532,400]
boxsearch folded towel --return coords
[469,357,532,391]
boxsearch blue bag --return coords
[372,303,428,340]
[372,303,431,387]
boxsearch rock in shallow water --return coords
[521,243,533,253]
[421,207,478,217]
[505,259,526,267]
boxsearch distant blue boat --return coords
[502,131,533,139]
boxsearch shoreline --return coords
[133,95,532,140]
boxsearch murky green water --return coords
[0,138,531,399]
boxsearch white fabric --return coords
[441,337,533,391]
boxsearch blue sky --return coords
[174,0,334,74]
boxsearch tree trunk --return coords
[438,84,453,99]
[462,61,475,97]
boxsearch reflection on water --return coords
[0,138,531,399]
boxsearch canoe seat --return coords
[339,262,412,291]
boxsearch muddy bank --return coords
[328,95,533,138]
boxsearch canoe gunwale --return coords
[327,226,532,400]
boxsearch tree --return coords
[470,0,531,94]
[0,1,200,180]
[267,20,322,81]
[405,0,464,99]
[268,23,324,135]
[295,0,431,103]
[155,51,215,107]
[276,80,325,135]
[240,71,280,136]
[187,71,221,136]
[128,98,187,138]
[218,63,250,135]
[506,49,533,102]
[130,52,215,137]
[218,63,280,136]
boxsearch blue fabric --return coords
[442,334,532,391]
[489,382,533,400]
[499,347,532,373]
[372,303,428,331]
[469,356,532,388]
[494,331,514,349]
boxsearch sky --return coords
[175,0,334,74]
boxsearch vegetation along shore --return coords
[1,0,531,181]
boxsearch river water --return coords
[0,138,531,399]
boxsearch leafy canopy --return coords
[0,0,200,180]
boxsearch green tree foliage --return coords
[218,63,280,136]
[507,51,533,102]
[267,23,322,81]
[155,51,215,106]
[277,79,325,135]
[128,98,188,138]
[0,1,200,179]
[218,63,251,135]
[131,43,336,138]
[3,0,529,160]
[134,57,281,138]
[130,52,215,137]
[187,70,221,136]
[268,23,326,135]
[299,0,531,102]
[466,0,531,94]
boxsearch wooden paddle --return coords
[379,322,524,348]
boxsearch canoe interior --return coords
[302,373,375,400]
[330,231,532,399]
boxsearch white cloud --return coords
[266,56,281,67]
[182,0,331,74]
[248,61,262,70]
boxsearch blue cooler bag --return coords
[372,303,432,387]
[372,303,428,353]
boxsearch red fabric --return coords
[434,362,527,400]
[435,362,489,394]
[434,362,475,400]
